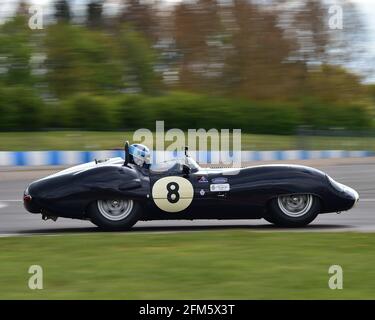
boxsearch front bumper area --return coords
[326,175,359,212]
[346,186,359,209]
[23,187,41,213]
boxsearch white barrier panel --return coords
[0,150,373,166]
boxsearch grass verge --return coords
[0,231,374,299]
[0,131,374,151]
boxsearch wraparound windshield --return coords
[150,156,200,173]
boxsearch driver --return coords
[129,144,151,169]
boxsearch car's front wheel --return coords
[88,199,142,231]
[267,194,320,227]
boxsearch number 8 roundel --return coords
[152,176,194,213]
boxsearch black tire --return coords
[87,199,142,231]
[267,194,320,227]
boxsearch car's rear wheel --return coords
[88,199,141,231]
[267,194,320,227]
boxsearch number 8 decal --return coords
[166,182,180,203]
[152,176,194,213]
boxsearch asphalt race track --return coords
[0,160,374,236]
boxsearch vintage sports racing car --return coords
[24,142,359,230]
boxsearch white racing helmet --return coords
[129,144,151,167]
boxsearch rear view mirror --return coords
[124,141,130,166]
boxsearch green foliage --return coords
[0,86,370,134]
[0,16,34,86]
[0,12,372,135]
[118,26,161,94]
[0,86,45,131]
[59,94,116,130]
[111,92,370,134]
[136,93,287,132]
[300,98,372,130]
[44,23,160,98]
[305,65,367,104]
[45,23,123,97]
[240,101,302,135]
[115,94,151,129]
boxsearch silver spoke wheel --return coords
[97,199,133,221]
[277,194,313,217]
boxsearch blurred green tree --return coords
[305,65,367,103]
[0,86,45,131]
[0,16,33,87]
[44,23,123,97]
[118,25,161,94]
[60,93,116,130]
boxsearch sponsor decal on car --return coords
[211,177,228,184]
[197,176,209,183]
[210,183,230,192]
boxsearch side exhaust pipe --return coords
[42,214,58,222]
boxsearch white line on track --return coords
[0,202,8,209]
[0,200,21,209]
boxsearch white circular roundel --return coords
[152,176,194,213]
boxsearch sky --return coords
[350,0,375,82]
[351,0,375,49]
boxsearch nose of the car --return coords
[23,183,42,213]
[23,184,41,213]
[345,186,359,208]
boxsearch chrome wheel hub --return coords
[97,199,133,221]
[277,194,313,217]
